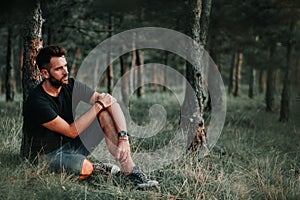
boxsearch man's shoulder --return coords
[27,84,47,103]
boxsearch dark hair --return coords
[36,45,67,71]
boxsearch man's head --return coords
[36,45,67,71]
[36,45,69,88]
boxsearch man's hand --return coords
[115,139,130,163]
[96,93,117,108]
[94,101,104,113]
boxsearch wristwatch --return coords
[118,131,129,137]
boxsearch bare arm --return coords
[90,92,127,132]
[42,103,103,139]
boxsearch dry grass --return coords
[0,90,299,199]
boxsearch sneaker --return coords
[124,166,159,188]
[93,162,121,175]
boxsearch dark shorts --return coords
[39,120,104,175]
[40,140,89,175]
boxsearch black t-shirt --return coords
[23,78,94,158]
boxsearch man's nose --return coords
[63,66,69,75]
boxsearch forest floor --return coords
[0,88,299,200]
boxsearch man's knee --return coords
[98,110,114,127]
[97,93,117,108]
[80,159,94,180]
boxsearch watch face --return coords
[119,131,127,137]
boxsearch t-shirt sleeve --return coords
[72,78,95,104]
[28,96,58,125]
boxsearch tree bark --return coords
[21,0,44,158]
[206,48,221,111]
[294,58,300,85]
[200,0,212,48]
[233,52,243,97]
[15,35,23,93]
[279,21,295,122]
[135,49,144,98]
[266,45,276,112]
[106,13,114,94]
[22,1,44,102]
[5,26,15,102]
[228,52,237,95]
[0,67,2,95]
[258,68,265,94]
[183,0,211,154]
[153,64,158,90]
[162,51,168,92]
[120,54,130,105]
[70,47,81,77]
[248,67,255,98]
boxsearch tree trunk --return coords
[135,49,144,98]
[228,52,237,95]
[248,67,255,98]
[206,48,221,111]
[265,45,276,112]
[0,66,2,95]
[183,0,211,154]
[153,64,158,90]
[5,26,15,102]
[20,0,44,158]
[200,0,212,48]
[120,54,129,105]
[294,58,300,85]
[233,52,243,97]
[106,14,114,94]
[15,35,22,93]
[162,51,168,92]
[258,69,265,94]
[279,21,295,122]
[70,47,81,77]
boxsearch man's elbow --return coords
[68,127,79,139]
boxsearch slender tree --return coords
[5,25,15,102]
[120,54,130,105]
[279,21,296,122]
[258,69,265,94]
[248,66,255,98]
[265,45,276,112]
[233,52,243,97]
[228,52,237,94]
[162,51,168,92]
[106,13,114,94]
[135,49,144,98]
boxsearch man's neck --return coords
[42,80,62,97]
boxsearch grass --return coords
[0,89,299,200]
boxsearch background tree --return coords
[279,0,300,122]
[5,25,15,102]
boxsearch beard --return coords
[48,73,68,88]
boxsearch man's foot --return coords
[93,162,121,175]
[124,166,159,188]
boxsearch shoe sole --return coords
[137,180,159,188]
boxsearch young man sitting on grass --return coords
[23,45,158,188]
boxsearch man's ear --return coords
[40,69,49,78]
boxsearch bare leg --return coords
[106,102,127,133]
[98,110,134,174]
